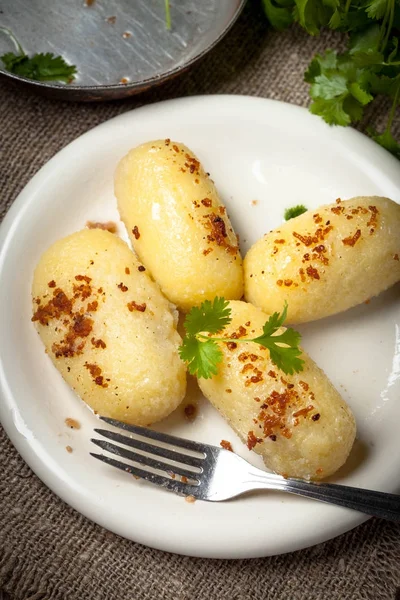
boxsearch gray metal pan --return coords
[0,0,245,101]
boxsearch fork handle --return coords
[248,470,400,521]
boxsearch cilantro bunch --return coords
[262,0,400,158]
[179,298,304,379]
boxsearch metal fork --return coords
[91,416,400,521]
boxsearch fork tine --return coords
[90,453,198,496]
[94,427,205,470]
[100,416,210,454]
[91,438,200,481]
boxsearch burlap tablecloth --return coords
[1,3,399,599]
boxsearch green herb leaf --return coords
[252,303,305,375]
[349,81,374,104]
[184,297,231,337]
[179,336,222,379]
[306,50,375,126]
[369,128,400,158]
[1,51,26,71]
[284,204,308,220]
[293,0,336,34]
[310,72,348,99]
[309,96,352,125]
[349,25,381,54]
[262,0,294,30]
[365,0,390,20]
[1,51,77,82]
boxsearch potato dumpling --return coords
[198,301,356,480]
[114,140,243,311]
[244,196,400,324]
[32,229,186,425]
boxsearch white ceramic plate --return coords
[0,96,399,559]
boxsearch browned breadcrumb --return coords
[342,229,361,246]
[226,341,237,351]
[230,326,247,339]
[293,405,314,418]
[84,363,108,388]
[184,403,197,421]
[306,265,320,280]
[220,440,233,452]
[247,430,262,450]
[66,445,73,453]
[87,301,98,312]
[65,418,80,430]
[91,337,106,349]
[127,301,146,312]
[86,221,117,234]
[203,213,238,255]
[185,496,196,503]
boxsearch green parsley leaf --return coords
[369,128,400,158]
[293,0,336,35]
[1,51,77,83]
[349,81,374,104]
[179,337,222,379]
[306,50,375,126]
[310,72,348,99]
[349,25,381,54]
[284,204,308,220]
[257,301,288,337]
[184,297,231,336]
[262,0,294,30]
[365,0,390,20]
[1,51,26,72]
[309,96,352,125]
[252,303,305,375]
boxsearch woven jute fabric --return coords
[1,3,399,599]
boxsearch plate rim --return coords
[0,94,399,559]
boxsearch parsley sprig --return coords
[0,27,77,83]
[284,204,308,220]
[179,298,304,379]
[261,0,400,159]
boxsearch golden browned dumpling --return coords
[114,140,243,311]
[32,229,186,425]
[198,301,356,480]
[244,196,400,323]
